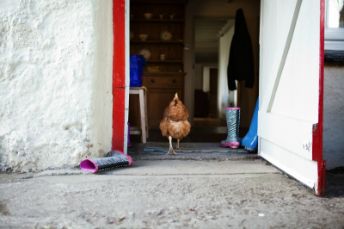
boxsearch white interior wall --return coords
[218,22,235,117]
[0,0,113,172]
[324,64,344,169]
[202,66,210,92]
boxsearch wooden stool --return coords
[129,87,148,143]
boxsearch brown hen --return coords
[160,93,191,154]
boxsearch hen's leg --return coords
[167,136,176,155]
[176,139,180,149]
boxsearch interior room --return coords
[128,0,260,144]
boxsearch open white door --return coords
[259,0,325,195]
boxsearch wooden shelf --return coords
[131,40,184,44]
[131,0,186,5]
[147,60,183,64]
[130,0,186,129]
[131,19,184,23]
[143,72,185,76]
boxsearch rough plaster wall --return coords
[324,65,344,169]
[0,0,113,172]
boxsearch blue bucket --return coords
[130,55,145,87]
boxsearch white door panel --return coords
[259,138,318,188]
[272,0,320,122]
[259,0,324,194]
[258,112,314,160]
[259,0,300,111]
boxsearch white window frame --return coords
[325,28,344,51]
[324,0,344,61]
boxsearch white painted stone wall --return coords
[324,65,344,169]
[0,0,113,172]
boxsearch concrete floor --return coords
[0,159,344,228]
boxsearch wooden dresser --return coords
[129,0,186,128]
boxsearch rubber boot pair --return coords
[221,107,240,149]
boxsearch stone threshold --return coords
[128,142,258,161]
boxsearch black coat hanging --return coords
[227,8,254,91]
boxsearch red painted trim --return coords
[112,0,126,152]
[312,0,325,196]
[113,88,126,151]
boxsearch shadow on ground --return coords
[326,167,344,197]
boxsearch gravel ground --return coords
[0,159,344,229]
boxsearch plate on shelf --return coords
[144,12,153,20]
[161,31,173,41]
[139,48,151,60]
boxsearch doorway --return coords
[116,0,344,195]
[128,0,260,143]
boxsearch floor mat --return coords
[128,142,258,161]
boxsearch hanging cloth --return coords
[227,8,254,91]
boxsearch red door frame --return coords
[112,0,126,152]
[313,0,325,196]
